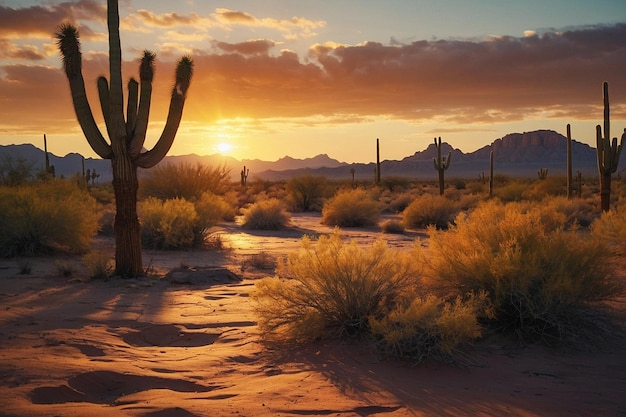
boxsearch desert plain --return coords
[1,213,625,417]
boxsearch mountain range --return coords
[2,130,625,183]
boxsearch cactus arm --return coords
[128,51,155,158]
[126,78,138,140]
[97,76,112,136]
[444,151,451,169]
[55,24,112,159]
[603,82,610,146]
[107,0,125,149]
[136,56,193,168]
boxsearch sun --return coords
[216,142,233,155]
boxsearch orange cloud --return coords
[0,1,105,39]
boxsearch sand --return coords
[1,213,625,417]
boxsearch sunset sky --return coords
[1,0,626,163]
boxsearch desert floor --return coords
[1,213,625,417]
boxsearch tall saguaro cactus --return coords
[56,0,193,276]
[433,137,451,195]
[596,82,625,212]
[375,138,381,185]
[566,124,573,199]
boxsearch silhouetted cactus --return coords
[56,0,193,276]
[596,82,625,212]
[566,124,573,199]
[350,167,356,188]
[375,138,381,185]
[240,165,249,187]
[537,168,548,180]
[43,134,55,178]
[433,137,451,195]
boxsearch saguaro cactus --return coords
[56,0,193,276]
[537,168,548,180]
[596,82,625,212]
[433,137,451,195]
[240,165,249,186]
[43,134,55,178]
[489,150,494,198]
[566,124,573,199]
[375,138,381,185]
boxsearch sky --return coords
[1,0,626,163]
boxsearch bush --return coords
[83,251,113,279]
[381,219,405,234]
[424,200,621,345]
[0,181,100,256]
[286,175,331,212]
[139,197,199,249]
[321,189,381,227]
[195,192,236,226]
[403,194,461,229]
[591,203,626,255]
[370,293,488,363]
[241,199,290,230]
[141,162,230,201]
[253,233,421,341]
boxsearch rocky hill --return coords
[2,130,625,183]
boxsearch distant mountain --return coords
[2,130,625,183]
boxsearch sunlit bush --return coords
[254,233,421,341]
[241,198,290,230]
[403,194,461,229]
[370,292,489,363]
[381,219,405,234]
[321,189,381,227]
[0,180,100,256]
[139,197,198,249]
[424,200,621,345]
[141,162,230,201]
[195,192,236,225]
[494,180,530,202]
[591,203,626,255]
[83,250,113,279]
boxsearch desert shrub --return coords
[0,181,100,256]
[381,219,405,234]
[321,189,381,227]
[494,181,530,202]
[139,197,199,249]
[241,199,290,230]
[424,200,621,345]
[88,184,115,205]
[0,155,34,186]
[286,175,331,212]
[386,192,414,213]
[54,259,74,277]
[246,251,276,270]
[523,177,567,200]
[403,194,461,229]
[591,203,626,255]
[253,233,421,341]
[195,192,236,226]
[370,292,488,363]
[83,251,113,279]
[541,195,598,228]
[141,162,230,201]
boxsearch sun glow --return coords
[216,142,233,155]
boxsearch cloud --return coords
[2,22,626,140]
[0,0,105,39]
[0,40,47,60]
[213,8,326,39]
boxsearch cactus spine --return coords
[433,137,451,195]
[56,0,193,276]
[596,81,625,212]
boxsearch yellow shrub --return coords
[139,197,198,249]
[322,189,381,227]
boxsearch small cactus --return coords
[537,168,548,180]
[240,165,249,187]
[433,137,451,195]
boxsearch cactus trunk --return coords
[433,137,451,195]
[566,124,573,199]
[376,138,381,185]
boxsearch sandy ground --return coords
[1,213,625,417]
